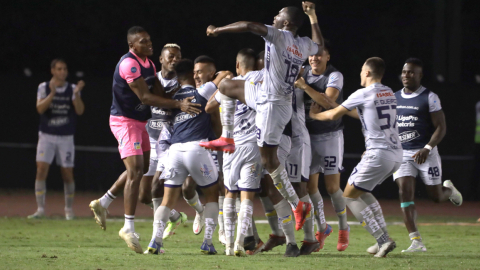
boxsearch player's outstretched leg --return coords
[274,199,300,257]
[234,199,254,257]
[299,194,319,255]
[260,176,287,252]
[443,180,463,206]
[200,202,219,255]
[183,178,206,234]
[308,180,331,250]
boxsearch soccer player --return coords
[205,48,264,257]
[92,27,200,254]
[310,57,401,257]
[146,59,229,255]
[200,1,323,233]
[381,58,462,253]
[30,59,85,220]
[294,42,349,251]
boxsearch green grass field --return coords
[1,217,479,270]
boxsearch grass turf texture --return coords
[1,217,479,270]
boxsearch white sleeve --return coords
[327,71,344,91]
[198,81,217,100]
[37,82,47,100]
[263,25,282,44]
[214,91,221,103]
[341,89,364,111]
[71,84,77,100]
[303,37,319,56]
[428,91,442,112]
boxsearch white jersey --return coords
[215,70,264,145]
[342,83,402,161]
[156,72,178,93]
[292,87,310,145]
[262,25,318,105]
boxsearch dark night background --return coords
[2,0,480,199]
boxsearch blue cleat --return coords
[144,239,165,255]
[200,241,217,255]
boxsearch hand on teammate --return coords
[180,96,202,115]
[49,81,57,95]
[310,102,323,117]
[295,77,308,90]
[206,25,218,37]
[412,148,430,164]
[74,80,85,94]
[302,1,316,16]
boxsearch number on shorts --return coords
[256,128,261,140]
[324,156,337,168]
[66,152,72,162]
[288,164,298,176]
[284,59,300,85]
[428,167,440,177]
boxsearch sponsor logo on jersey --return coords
[131,67,137,73]
[134,142,141,150]
[149,119,166,130]
[174,112,196,124]
[287,45,303,58]
[398,130,420,143]
[151,107,172,115]
[48,117,69,127]
[376,92,394,98]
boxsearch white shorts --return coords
[161,140,218,188]
[145,137,158,176]
[36,132,75,168]
[287,136,311,182]
[210,150,222,172]
[348,150,401,192]
[393,148,442,185]
[223,143,262,192]
[255,102,292,147]
[244,81,261,110]
[310,130,345,176]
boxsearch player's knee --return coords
[325,184,339,195]
[36,164,49,180]
[127,167,144,182]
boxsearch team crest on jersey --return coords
[131,67,137,73]
[134,142,141,150]
[200,164,212,179]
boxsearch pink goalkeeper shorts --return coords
[109,115,150,159]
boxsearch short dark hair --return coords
[237,48,256,69]
[51,58,67,69]
[127,26,146,37]
[174,59,194,80]
[405,58,423,68]
[284,6,305,28]
[194,55,215,66]
[323,40,331,54]
[365,57,385,78]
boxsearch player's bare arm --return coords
[302,1,324,52]
[36,81,57,114]
[295,77,339,109]
[128,77,201,115]
[151,77,166,96]
[72,80,85,115]
[206,22,268,37]
[310,102,348,121]
[212,70,234,87]
[205,89,221,114]
[412,110,447,164]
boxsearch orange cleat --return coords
[293,201,312,231]
[199,137,235,153]
[314,224,332,251]
[337,226,350,251]
[245,239,266,255]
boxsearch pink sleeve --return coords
[119,58,141,83]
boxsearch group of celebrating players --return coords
[31,1,463,259]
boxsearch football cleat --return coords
[234,242,247,257]
[314,224,332,251]
[163,212,187,239]
[243,236,256,251]
[337,226,350,251]
[89,199,108,230]
[402,240,427,253]
[263,234,286,252]
[27,210,45,219]
[246,239,266,255]
[374,239,396,257]
[443,180,463,206]
[293,201,312,231]
[193,208,205,235]
[119,227,143,254]
[144,239,165,255]
[284,243,300,257]
[299,240,320,255]
[200,241,217,255]
[199,137,235,154]
[367,242,379,254]
[65,209,75,220]
[225,244,234,256]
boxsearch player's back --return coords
[342,83,402,161]
[262,26,318,104]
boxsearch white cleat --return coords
[367,242,379,254]
[119,227,143,254]
[65,209,75,220]
[193,207,205,235]
[219,229,226,245]
[443,180,463,206]
[374,240,396,257]
[89,199,108,230]
[234,242,247,257]
[225,244,234,256]
[27,210,45,219]
[402,240,427,252]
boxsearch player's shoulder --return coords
[329,71,343,80]
[38,81,47,89]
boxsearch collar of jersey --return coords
[181,84,195,89]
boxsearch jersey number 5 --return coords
[376,105,397,130]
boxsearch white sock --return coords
[185,191,204,213]
[124,214,135,233]
[270,165,299,208]
[99,190,116,209]
[218,196,225,232]
[219,92,235,138]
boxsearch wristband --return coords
[309,15,318,24]
[424,144,433,151]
